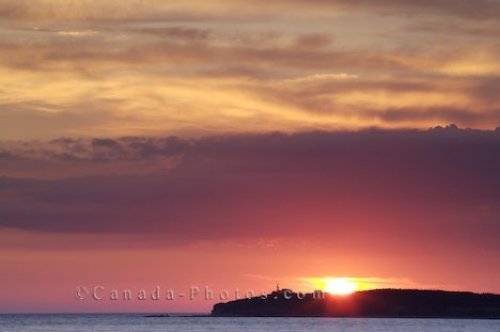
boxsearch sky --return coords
[0,0,499,313]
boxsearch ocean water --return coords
[0,315,499,332]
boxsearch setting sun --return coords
[324,278,358,295]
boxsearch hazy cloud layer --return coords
[2,1,500,22]
[1,128,499,252]
[0,1,499,139]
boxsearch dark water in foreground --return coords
[0,314,499,332]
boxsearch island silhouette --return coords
[212,288,500,318]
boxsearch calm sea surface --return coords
[0,315,499,332]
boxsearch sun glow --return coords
[323,278,358,295]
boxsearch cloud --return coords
[128,26,211,41]
[0,0,498,139]
[0,36,413,72]
[291,34,334,50]
[370,107,500,125]
[0,0,161,22]
[1,135,189,162]
[1,37,498,135]
[1,128,499,253]
[406,19,500,38]
[56,30,98,37]
[1,0,500,22]
[0,102,138,140]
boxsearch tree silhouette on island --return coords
[212,288,500,319]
